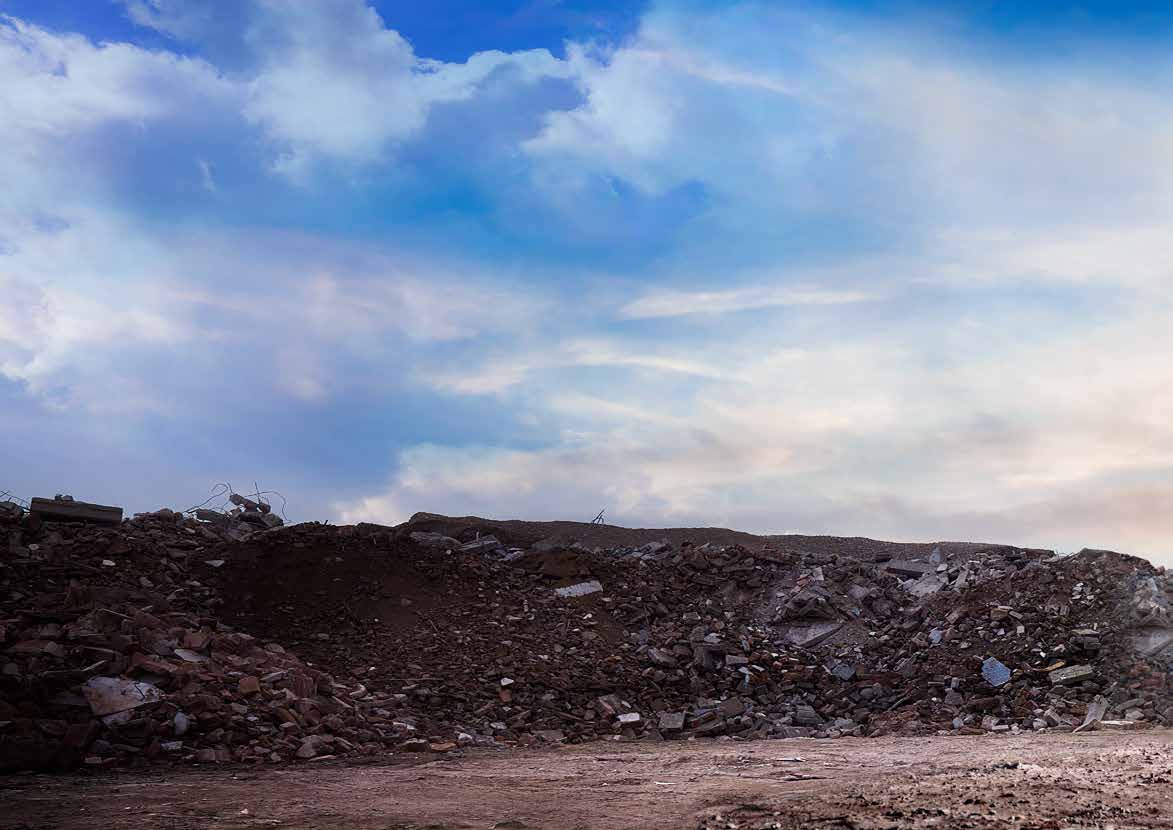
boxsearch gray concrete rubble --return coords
[189,493,285,539]
[0,506,1169,773]
[29,496,122,526]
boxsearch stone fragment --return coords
[981,657,1011,688]
[296,736,330,759]
[82,677,162,716]
[1074,696,1108,733]
[647,648,677,668]
[1049,664,1094,686]
[554,580,603,598]
[29,497,122,525]
[658,712,686,734]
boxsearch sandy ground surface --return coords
[3,730,1171,830]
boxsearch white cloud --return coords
[0,15,233,135]
[0,212,544,411]
[340,294,1173,564]
[524,4,1173,274]
[620,284,877,319]
[235,1,572,171]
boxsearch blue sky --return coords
[3,1,1173,564]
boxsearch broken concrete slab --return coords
[1131,628,1173,658]
[981,657,1011,688]
[554,580,603,598]
[779,622,842,649]
[1049,664,1095,686]
[658,712,685,734]
[30,497,122,526]
[459,536,502,554]
[1074,695,1108,733]
[82,677,162,716]
[884,560,937,579]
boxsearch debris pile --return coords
[213,519,1173,748]
[192,492,285,541]
[1,505,1169,772]
[0,509,380,772]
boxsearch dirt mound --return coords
[2,508,1169,774]
[399,512,1032,563]
[210,518,1171,747]
[0,512,403,772]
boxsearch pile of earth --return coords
[1,507,1169,773]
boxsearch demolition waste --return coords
[1,496,1170,772]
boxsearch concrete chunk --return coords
[30,497,122,526]
[1074,695,1108,733]
[555,580,603,598]
[1049,664,1094,686]
[658,712,686,734]
[82,676,162,716]
[981,657,1011,688]
[885,560,936,579]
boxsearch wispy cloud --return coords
[620,285,878,319]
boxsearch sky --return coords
[2,0,1173,565]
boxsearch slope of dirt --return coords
[3,508,1167,774]
[4,729,1171,830]
[400,512,1040,562]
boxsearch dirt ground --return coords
[3,730,1171,830]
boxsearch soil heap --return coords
[1,506,1169,772]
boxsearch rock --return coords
[658,712,686,734]
[29,497,122,526]
[173,648,208,663]
[1049,665,1094,686]
[82,677,162,716]
[1099,720,1147,731]
[781,622,842,649]
[648,648,677,668]
[981,657,1011,688]
[885,560,936,579]
[459,536,502,554]
[775,726,816,738]
[1074,696,1108,733]
[410,532,461,549]
[831,663,856,681]
[554,580,603,598]
[794,704,822,727]
[719,698,746,718]
[296,736,330,759]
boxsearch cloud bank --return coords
[2,2,1173,564]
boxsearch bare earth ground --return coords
[3,731,1171,830]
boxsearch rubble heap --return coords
[214,519,1172,748]
[192,492,285,541]
[1,507,1169,772]
[0,509,377,772]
